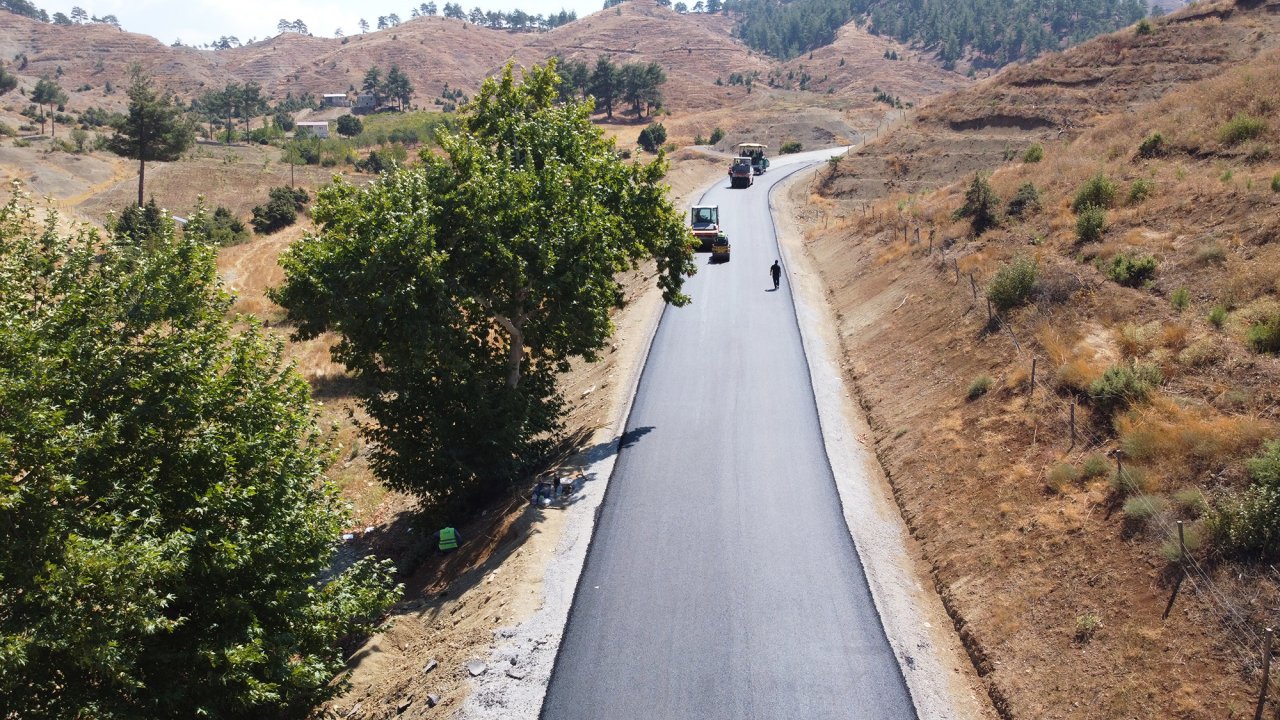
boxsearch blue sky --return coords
[45,0,602,47]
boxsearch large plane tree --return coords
[272,61,696,512]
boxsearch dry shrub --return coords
[1116,395,1271,478]
[1160,323,1190,352]
[1004,365,1030,391]
[1179,336,1226,368]
[1116,321,1162,359]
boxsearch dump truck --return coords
[736,143,769,175]
[690,205,721,251]
[728,157,753,188]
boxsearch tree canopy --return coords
[272,61,696,511]
[106,70,194,205]
[0,185,398,717]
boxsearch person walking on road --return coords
[769,260,782,290]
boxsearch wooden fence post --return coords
[1069,403,1077,449]
[1257,628,1275,720]
[1030,358,1037,394]
[969,273,978,300]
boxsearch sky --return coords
[43,0,602,47]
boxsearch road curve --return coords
[540,150,917,720]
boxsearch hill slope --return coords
[794,0,1280,715]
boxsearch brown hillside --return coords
[821,0,1280,202]
[795,29,1280,720]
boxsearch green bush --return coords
[251,186,309,234]
[1209,440,1280,557]
[1104,252,1157,287]
[709,127,725,144]
[186,203,248,246]
[1081,454,1111,479]
[1075,613,1102,642]
[1075,204,1107,243]
[1206,305,1228,329]
[954,173,1001,235]
[1172,488,1208,517]
[274,112,295,132]
[1170,286,1190,312]
[1159,522,1202,562]
[1272,172,1280,192]
[1127,178,1154,204]
[1218,113,1268,146]
[1135,18,1153,35]
[1089,362,1161,415]
[1110,465,1151,496]
[336,114,364,137]
[1005,182,1041,218]
[1022,143,1044,163]
[780,139,803,154]
[1246,311,1280,353]
[110,199,170,247]
[967,375,992,400]
[1137,132,1164,159]
[637,122,668,152]
[1072,173,1118,212]
[1049,463,1081,488]
[1123,494,1166,524]
[986,255,1037,311]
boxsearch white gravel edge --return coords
[770,158,994,720]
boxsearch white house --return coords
[322,93,348,107]
[295,121,330,139]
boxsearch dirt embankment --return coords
[793,28,1280,720]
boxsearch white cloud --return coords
[46,0,602,45]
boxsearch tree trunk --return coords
[494,313,525,389]
[137,158,145,207]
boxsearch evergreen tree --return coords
[105,68,194,206]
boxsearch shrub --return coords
[1246,311,1280,353]
[1110,465,1151,496]
[1075,613,1101,642]
[187,203,248,246]
[1075,204,1107,243]
[251,186,309,235]
[1089,362,1161,415]
[693,133,707,145]
[1208,305,1228,329]
[1127,178,1154,204]
[966,375,992,400]
[1005,182,1040,218]
[637,122,667,152]
[1172,488,1208,517]
[110,199,170,247]
[1104,252,1157,287]
[274,112,295,132]
[709,127,725,144]
[1170,286,1190,312]
[1209,440,1280,556]
[780,140,803,154]
[1137,132,1164,159]
[1049,463,1081,489]
[1135,18,1153,35]
[1194,242,1226,264]
[336,114,363,137]
[954,173,1001,235]
[1159,522,1202,562]
[1123,494,1166,524]
[987,255,1037,311]
[1022,143,1043,163]
[1072,173,1118,212]
[1081,454,1111,479]
[1218,113,1268,146]
[1272,172,1280,192]
[1245,143,1271,164]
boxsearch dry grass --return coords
[1116,394,1271,486]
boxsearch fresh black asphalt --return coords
[540,152,918,720]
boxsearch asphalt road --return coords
[540,150,917,720]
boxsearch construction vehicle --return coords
[711,231,730,262]
[690,205,721,251]
[728,156,753,188]
[736,143,770,175]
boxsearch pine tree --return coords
[105,68,194,206]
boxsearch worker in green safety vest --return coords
[434,526,461,553]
